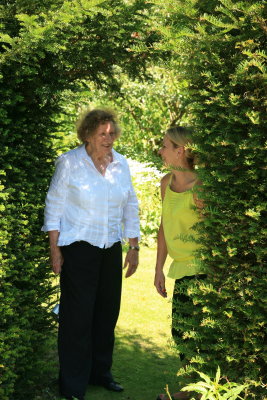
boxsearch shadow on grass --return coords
[36,327,182,400]
[90,326,183,400]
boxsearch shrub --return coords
[128,159,162,247]
[180,367,250,400]
[152,0,267,397]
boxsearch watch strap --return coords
[128,245,140,251]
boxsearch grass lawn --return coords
[44,247,182,400]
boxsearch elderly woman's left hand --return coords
[123,249,139,278]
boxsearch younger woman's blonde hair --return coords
[166,126,196,169]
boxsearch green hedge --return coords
[153,1,266,397]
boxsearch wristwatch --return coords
[128,245,140,251]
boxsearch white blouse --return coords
[42,145,140,248]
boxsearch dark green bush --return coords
[152,0,266,397]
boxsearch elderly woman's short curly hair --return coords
[77,108,121,143]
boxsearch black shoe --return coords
[103,381,124,392]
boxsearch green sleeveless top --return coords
[162,179,202,280]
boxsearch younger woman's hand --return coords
[154,270,167,297]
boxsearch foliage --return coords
[1,0,266,399]
[180,367,249,400]
[102,67,192,164]
[148,0,267,397]
[46,65,191,165]
[128,158,162,246]
[0,1,157,399]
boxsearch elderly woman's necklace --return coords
[87,150,112,176]
[94,159,108,175]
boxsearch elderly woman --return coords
[42,109,140,400]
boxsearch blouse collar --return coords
[80,144,121,166]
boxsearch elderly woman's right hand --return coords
[50,246,64,274]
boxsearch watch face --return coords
[130,245,139,251]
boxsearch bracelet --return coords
[129,245,140,251]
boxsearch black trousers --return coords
[58,241,122,398]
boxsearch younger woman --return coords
[155,126,204,400]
